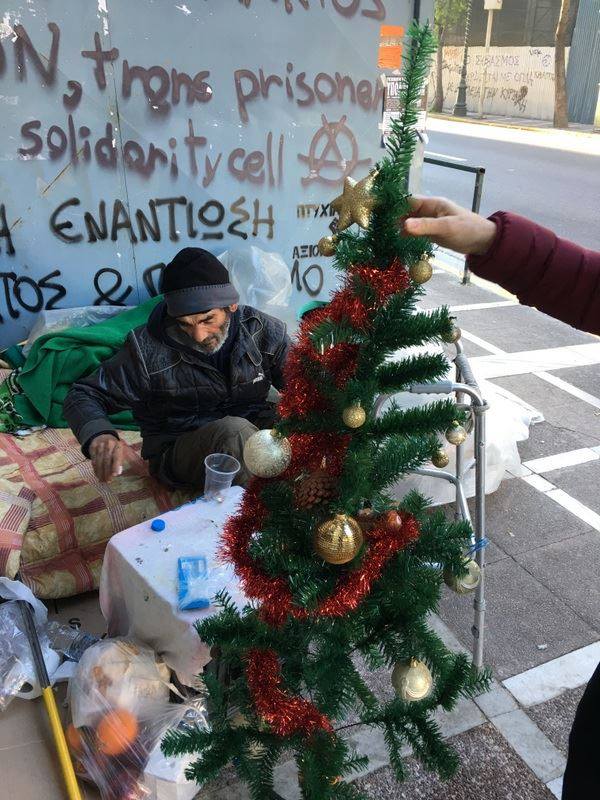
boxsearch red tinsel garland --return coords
[278,347,331,418]
[350,258,410,304]
[277,259,409,419]
[259,512,420,625]
[246,649,333,737]
[222,484,421,627]
[315,513,420,617]
[220,257,414,737]
[315,342,360,389]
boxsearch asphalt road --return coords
[422,118,600,252]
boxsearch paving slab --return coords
[516,421,592,462]
[354,723,556,799]
[492,374,600,449]
[473,478,592,557]
[439,558,597,680]
[515,532,600,631]
[419,270,502,311]
[548,364,600,399]
[541,459,600,516]
[492,709,565,782]
[527,686,585,757]
[450,305,594,354]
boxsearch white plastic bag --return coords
[219,247,293,325]
[23,306,126,354]
[70,639,172,729]
[0,578,61,706]
[67,638,209,800]
[0,601,61,708]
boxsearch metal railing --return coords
[423,156,486,285]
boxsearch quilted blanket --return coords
[0,427,189,599]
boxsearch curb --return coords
[428,112,598,137]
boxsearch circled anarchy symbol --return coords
[298,114,372,187]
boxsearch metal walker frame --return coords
[376,340,489,668]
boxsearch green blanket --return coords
[14,297,162,429]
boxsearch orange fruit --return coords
[96,709,139,756]
[66,724,83,753]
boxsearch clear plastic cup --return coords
[203,453,241,502]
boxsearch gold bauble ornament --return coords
[243,429,292,478]
[446,421,468,446]
[409,257,433,285]
[331,173,378,231]
[431,448,450,469]
[442,325,462,344]
[444,559,481,595]
[314,513,363,565]
[317,235,338,257]
[391,658,433,702]
[342,401,366,429]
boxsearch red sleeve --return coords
[466,211,600,335]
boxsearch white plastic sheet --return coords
[384,345,540,506]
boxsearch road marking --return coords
[470,343,600,379]
[424,150,467,162]
[449,300,517,312]
[459,329,505,355]
[545,488,600,531]
[503,641,600,706]
[523,474,555,493]
[523,447,599,475]
[536,371,600,411]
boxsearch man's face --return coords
[176,304,237,352]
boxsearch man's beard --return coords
[196,316,231,354]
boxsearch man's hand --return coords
[404,196,497,256]
[89,434,124,483]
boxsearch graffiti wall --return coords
[430,46,562,120]
[0,0,428,347]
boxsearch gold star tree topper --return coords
[331,172,378,231]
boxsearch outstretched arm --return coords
[404,197,600,335]
[63,337,147,482]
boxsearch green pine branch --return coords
[376,353,450,393]
[370,400,465,439]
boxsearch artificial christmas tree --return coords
[163,22,489,799]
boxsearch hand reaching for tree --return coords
[89,434,124,483]
[404,196,497,256]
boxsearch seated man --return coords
[63,248,290,488]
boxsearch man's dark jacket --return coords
[63,302,290,461]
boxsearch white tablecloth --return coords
[99,487,246,686]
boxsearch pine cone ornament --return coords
[294,469,338,510]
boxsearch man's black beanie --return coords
[160,247,239,317]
